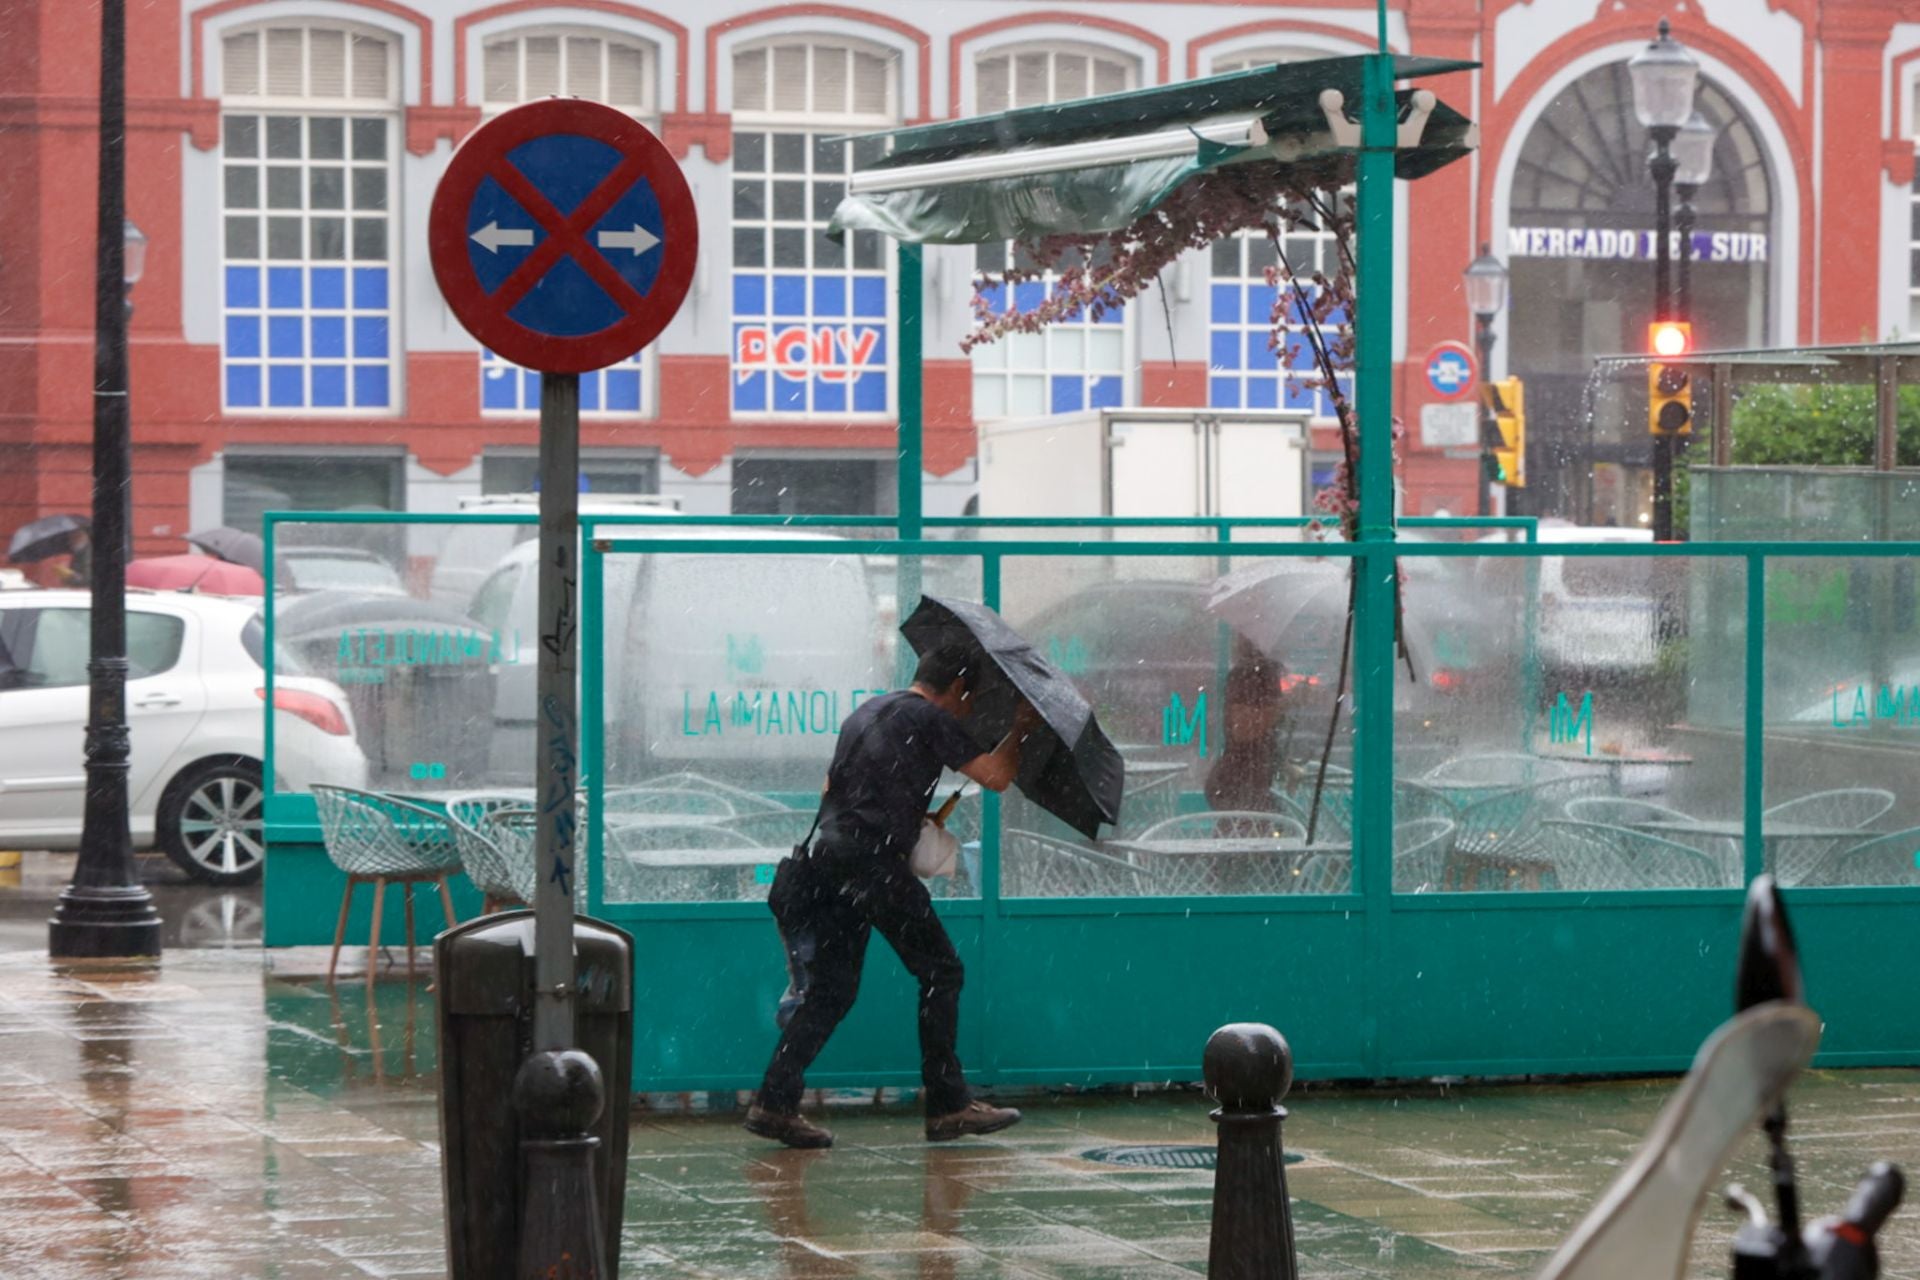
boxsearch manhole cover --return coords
[1080,1145,1305,1169]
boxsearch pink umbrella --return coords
[126,554,264,596]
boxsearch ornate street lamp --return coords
[1463,244,1509,517]
[1629,17,1700,542]
[1671,111,1717,322]
[50,0,163,959]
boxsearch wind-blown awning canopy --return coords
[831,54,1477,246]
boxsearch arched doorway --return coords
[1505,61,1775,524]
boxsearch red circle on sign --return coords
[1424,340,1479,403]
[429,99,697,374]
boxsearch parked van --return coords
[463,528,883,787]
[1481,523,1665,682]
[423,493,683,613]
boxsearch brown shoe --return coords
[925,1100,1021,1142]
[744,1104,834,1149]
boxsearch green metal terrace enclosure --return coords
[256,45,1920,1094]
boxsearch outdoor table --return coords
[1632,819,1869,881]
[1536,748,1693,795]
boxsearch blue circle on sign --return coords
[1426,348,1474,398]
[462,133,667,339]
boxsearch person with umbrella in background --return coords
[746,643,1043,1150]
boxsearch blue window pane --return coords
[1211,284,1238,325]
[310,267,346,310]
[1049,375,1083,415]
[859,327,886,370]
[734,370,767,412]
[1245,284,1278,324]
[1248,376,1280,410]
[311,364,347,407]
[1323,300,1349,328]
[483,365,518,410]
[1288,290,1316,325]
[1094,300,1124,324]
[578,373,602,412]
[311,316,346,359]
[734,322,768,371]
[976,281,1006,314]
[521,369,541,405]
[353,364,390,408]
[813,276,846,317]
[774,376,805,412]
[267,268,302,309]
[1286,339,1317,371]
[1209,376,1241,409]
[604,368,641,411]
[732,273,766,316]
[226,316,260,359]
[852,277,885,319]
[225,267,261,309]
[268,316,303,358]
[815,381,846,413]
[1247,331,1273,370]
[226,364,261,407]
[353,316,388,358]
[1210,331,1240,371]
[1013,281,1046,314]
[852,371,886,414]
[352,267,387,310]
[773,275,807,317]
[1284,379,1315,411]
[268,364,305,407]
[1088,376,1122,410]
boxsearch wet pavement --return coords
[2,852,1919,1279]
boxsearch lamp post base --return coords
[49,885,162,959]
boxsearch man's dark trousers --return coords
[757,846,970,1115]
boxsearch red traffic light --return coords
[1648,321,1692,357]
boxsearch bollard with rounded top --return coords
[1205,1023,1300,1280]
[513,1049,610,1280]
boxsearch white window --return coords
[1202,48,1353,418]
[481,30,654,113]
[220,24,399,413]
[1910,164,1920,336]
[730,39,898,417]
[971,44,1137,420]
[475,29,662,418]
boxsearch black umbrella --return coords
[900,596,1124,839]
[8,514,88,564]
[186,527,266,574]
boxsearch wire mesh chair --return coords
[1543,820,1726,890]
[1763,789,1896,885]
[1138,812,1308,841]
[484,807,590,913]
[1815,826,1920,886]
[1002,829,1152,897]
[1393,817,1458,893]
[1448,776,1608,889]
[312,785,463,983]
[1289,852,1351,894]
[1277,764,1354,841]
[1111,768,1185,836]
[1133,812,1309,894]
[444,792,531,914]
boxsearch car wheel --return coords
[159,760,266,886]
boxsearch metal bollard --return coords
[513,1048,609,1280]
[1204,1022,1300,1280]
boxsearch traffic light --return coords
[1648,320,1692,358]
[1483,376,1525,487]
[1649,363,1693,435]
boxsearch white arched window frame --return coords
[475,26,663,419]
[970,42,1139,421]
[1904,67,1920,336]
[729,36,901,419]
[219,21,401,415]
[1205,46,1355,421]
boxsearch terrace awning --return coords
[830,54,1477,246]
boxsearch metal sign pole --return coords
[533,369,581,1053]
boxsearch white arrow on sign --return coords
[471,220,535,253]
[597,224,660,256]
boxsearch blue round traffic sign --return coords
[429,99,696,374]
[1424,341,1478,402]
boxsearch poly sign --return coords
[429,98,697,374]
[1423,341,1478,402]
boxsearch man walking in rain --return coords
[747,644,1039,1149]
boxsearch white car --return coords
[276,545,407,597]
[0,590,367,885]
[1482,524,1664,678]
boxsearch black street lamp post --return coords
[1463,245,1509,517]
[49,0,163,959]
[1629,18,1701,543]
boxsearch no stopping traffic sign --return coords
[428,99,697,374]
